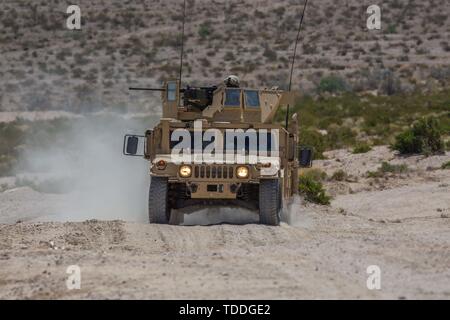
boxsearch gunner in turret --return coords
[223,75,240,88]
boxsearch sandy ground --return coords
[0,147,449,299]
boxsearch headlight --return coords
[236,166,249,179]
[179,165,192,177]
[156,160,167,170]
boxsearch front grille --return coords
[193,165,234,179]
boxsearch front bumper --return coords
[150,155,281,180]
[150,156,281,200]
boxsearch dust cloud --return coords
[182,196,307,226]
[19,114,157,222]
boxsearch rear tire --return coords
[148,177,171,224]
[259,179,281,226]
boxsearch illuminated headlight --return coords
[156,160,167,170]
[236,166,249,179]
[179,165,192,178]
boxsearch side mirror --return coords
[298,146,313,168]
[287,134,295,161]
[123,134,145,156]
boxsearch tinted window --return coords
[167,82,177,102]
[224,89,241,107]
[244,90,260,108]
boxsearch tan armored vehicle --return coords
[124,76,313,225]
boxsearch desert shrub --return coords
[393,117,444,155]
[224,51,235,61]
[367,161,408,177]
[303,43,318,55]
[276,90,449,154]
[331,169,347,181]
[379,69,402,95]
[380,162,408,174]
[386,24,397,34]
[303,168,327,181]
[198,23,212,39]
[352,142,372,154]
[263,47,277,60]
[299,171,331,205]
[317,75,349,93]
[441,161,450,170]
[153,34,180,48]
[273,7,286,17]
[298,128,327,159]
[199,57,211,67]
[326,126,357,149]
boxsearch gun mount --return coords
[130,80,295,124]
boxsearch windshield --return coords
[224,89,241,107]
[167,82,177,102]
[244,90,260,108]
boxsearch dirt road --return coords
[0,147,449,299]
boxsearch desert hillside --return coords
[1,0,449,113]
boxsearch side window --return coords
[224,89,241,107]
[167,82,177,102]
[244,90,260,109]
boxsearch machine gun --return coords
[129,85,217,111]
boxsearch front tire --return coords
[259,179,281,226]
[148,177,171,224]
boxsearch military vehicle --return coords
[124,76,312,225]
[123,0,311,225]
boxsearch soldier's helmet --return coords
[223,75,240,88]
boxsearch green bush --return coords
[441,161,450,169]
[367,161,408,177]
[393,117,444,155]
[380,162,408,174]
[299,171,331,205]
[198,23,212,39]
[303,168,327,181]
[298,128,327,159]
[352,142,372,154]
[317,75,349,94]
[327,125,357,150]
[386,24,397,34]
[331,169,347,181]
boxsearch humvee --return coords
[124,77,313,225]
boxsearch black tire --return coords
[148,177,171,224]
[278,180,283,211]
[259,179,281,226]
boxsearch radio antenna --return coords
[179,0,187,86]
[285,0,309,128]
